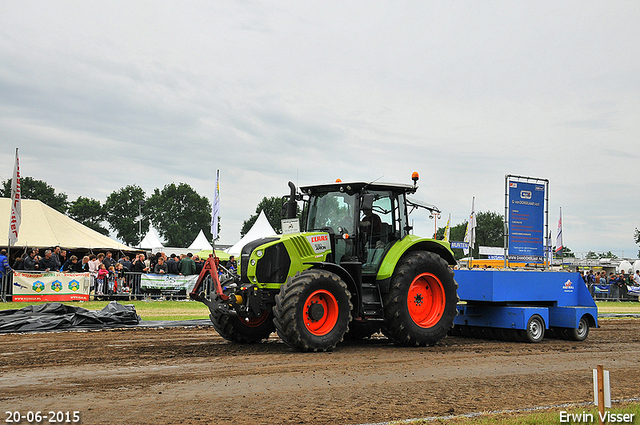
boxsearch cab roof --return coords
[299,181,417,196]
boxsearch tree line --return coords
[1,177,214,248]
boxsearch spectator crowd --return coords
[3,247,207,299]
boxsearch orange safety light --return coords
[412,172,419,183]
[335,179,342,182]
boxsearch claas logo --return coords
[520,190,532,200]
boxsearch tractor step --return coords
[361,283,384,318]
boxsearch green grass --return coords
[0,300,211,321]
[406,402,640,424]
[595,300,640,315]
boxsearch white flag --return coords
[555,207,563,254]
[463,197,476,255]
[211,170,220,240]
[8,148,21,246]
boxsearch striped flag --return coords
[443,214,451,242]
[211,170,220,240]
[555,207,563,255]
[8,148,21,246]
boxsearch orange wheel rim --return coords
[304,290,339,336]
[407,273,445,328]
[245,312,269,328]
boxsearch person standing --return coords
[178,253,197,276]
[102,251,116,270]
[38,250,58,272]
[0,249,13,280]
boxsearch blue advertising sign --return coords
[508,181,545,262]
[450,241,469,250]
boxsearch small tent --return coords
[188,229,213,251]
[225,210,277,256]
[0,198,134,251]
[139,224,164,251]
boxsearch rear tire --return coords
[273,269,352,352]
[210,310,275,343]
[567,316,590,341]
[383,251,458,346]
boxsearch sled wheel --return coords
[567,316,590,341]
[273,269,352,352]
[521,314,545,343]
[210,310,275,344]
[383,251,458,346]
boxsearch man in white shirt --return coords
[634,270,640,286]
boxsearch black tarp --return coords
[0,301,140,333]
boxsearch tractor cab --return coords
[298,181,416,277]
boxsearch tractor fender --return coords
[303,262,362,318]
[376,235,457,282]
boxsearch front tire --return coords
[521,314,545,343]
[383,251,458,346]
[273,269,352,352]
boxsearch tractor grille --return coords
[256,243,291,284]
[240,237,279,284]
[288,234,315,258]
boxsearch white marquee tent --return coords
[139,224,164,251]
[188,229,213,251]
[225,210,277,256]
[0,198,134,251]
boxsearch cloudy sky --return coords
[1,1,638,257]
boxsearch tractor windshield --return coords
[306,192,356,234]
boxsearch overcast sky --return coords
[1,1,638,257]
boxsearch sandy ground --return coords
[1,319,639,425]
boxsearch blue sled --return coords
[452,270,598,342]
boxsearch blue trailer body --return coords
[453,270,598,334]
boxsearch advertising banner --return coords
[12,272,91,302]
[140,274,199,295]
[508,181,545,262]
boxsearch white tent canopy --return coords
[188,229,213,251]
[0,198,134,251]
[139,224,164,251]
[225,210,277,256]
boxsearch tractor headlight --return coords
[256,250,263,258]
[250,259,256,266]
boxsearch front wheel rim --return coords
[304,289,339,336]
[529,318,543,340]
[407,273,445,328]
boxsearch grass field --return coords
[1,299,638,321]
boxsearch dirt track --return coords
[1,319,639,425]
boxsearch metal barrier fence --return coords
[0,270,195,302]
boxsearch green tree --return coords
[2,176,68,213]
[635,228,640,258]
[598,251,618,259]
[473,211,505,258]
[553,246,575,258]
[104,185,148,246]
[241,196,288,237]
[68,196,109,235]
[586,251,598,259]
[146,183,212,247]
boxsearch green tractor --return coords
[191,173,458,351]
